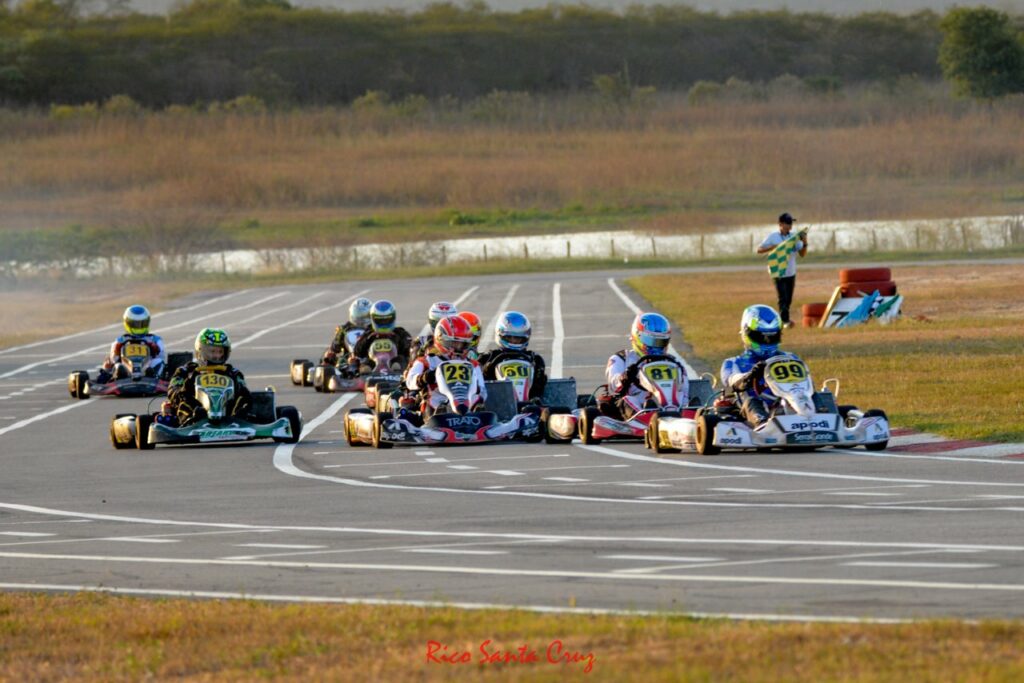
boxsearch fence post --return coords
[699,234,705,259]
[651,237,657,258]
[441,244,447,265]
[871,230,877,251]
[915,225,921,250]
[961,224,970,251]
[400,246,405,267]
[566,240,571,259]
[353,248,359,270]
[523,242,529,260]
[610,240,616,258]
[749,233,754,253]
[829,231,836,253]
[483,244,488,262]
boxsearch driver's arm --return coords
[167,366,193,405]
[151,336,167,365]
[531,353,548,398]
[606,353,630,394]
[232,368,251,399]
[472,363,488,402]
[406,357,430,392]
[349,332,372,363]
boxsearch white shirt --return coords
[758,230,805,278]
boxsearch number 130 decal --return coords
[769,361,807,381]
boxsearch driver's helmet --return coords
[123,305,151,336]
[428,301,457,328]
[630,312,671,356]
[495,311,531,351]
[740,305,782,358]
[458,311,481,350]
[434,316,474,359]
[195,328,231,365]
[370,300,397,333]
[349,297,372,327]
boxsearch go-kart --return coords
[110,370,301,450]
[290,336,402,394]
[646,354,890,455]
[68,347,191,400]
[545,355,714,444]
[344,359,544,448]
[489,356,578,444]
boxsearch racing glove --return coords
[732,362,765,393]
[623,363,640,389]
[416,368,436,390]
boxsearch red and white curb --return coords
[887,428,1024,459]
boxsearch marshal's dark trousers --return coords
[773,275,796,324]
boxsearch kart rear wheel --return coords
[542,407,572,444]
[69,371,89,400]
[578,406,602,445]
[300,361,314,387]
[862,409,889,451]
[345,408,372,447]
[110,413,134,450]
[136,414,155,450]
[648,413,680,455]
[274,406,302,444]
[372,411,393,449]
[696,413,721,456]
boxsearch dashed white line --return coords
[415,451,436,456]
[489,470,525,477]
[424,457,449,463]
[845,562,996,569]
[603,554,724,563]
[826,492,903,497]
[235,544,327,550]
[0,531,55,537]
[544,477,589,483]
[710,488,775,494]
[551,282,564,378]
[447,465,478,471]
[99,537,180,544]
[402,549,508,556]
[617,482,671,488]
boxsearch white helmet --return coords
[349,297,372,327]
[428,301,457,328]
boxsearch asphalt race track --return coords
[3,269,1024,623]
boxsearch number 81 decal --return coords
[644,365,677,381]
[769,361,807,381]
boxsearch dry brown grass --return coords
[630,263,1024,442]
[1,592,1023,681]
[1,95,1022,234]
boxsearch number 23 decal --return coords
[442,364,472,383]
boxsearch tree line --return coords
[0,1,954,106]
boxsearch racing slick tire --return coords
[839,267,891,284]
[372,411,393,449]
[647,413,680,455]
[290,360,308,386]
[862,409,889,451]
[801,302,828,318]
[839,281,896,297]
[274,406,302,444]
[136,414,155,450]
[837,404,857,427]
[696,413,721,456]
[68,371,89,400]
[312,365,330,393]
[110,413,134,450]
[542,407,573,444]
[578,406,602,445]
[345,408,372,447]
[296,360,314,387]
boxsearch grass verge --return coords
[1,592,1023,681]
[629,263,1024,442]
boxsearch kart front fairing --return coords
[149,415,294,445]
[87,376,169,397]
[378,410,540,445]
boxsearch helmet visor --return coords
[501,334,529,347]
[445,340,471,355]
[199,344,227,364]
[747,329,781,347]
[372,313,396,332]
[638,333,670,351]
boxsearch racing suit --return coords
[477,348,548,402]
[405,352,487,418]
[409,332,433,363]
[322,322,366,367]
[720,350,802,426]
[100,333,167,381]
[349,327,412,373]
[164,362,251,426]
[601,349,650,420]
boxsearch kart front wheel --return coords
[110,414,134,450]
[68,371,89,400]
[542,407,572,444]
[345,408,372,447]
[862,409,889,451]
[696,413,721,456]
[648,413,680,455]
[372,412,393,449]
[136,414,155,450]
[578,406,602,445]
[274,406,302,444]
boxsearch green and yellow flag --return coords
[766,229,807,279]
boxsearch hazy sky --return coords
[134,1,1024,16]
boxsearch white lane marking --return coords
[845,562,996,569]
[479,284,519,353]
[448,465,478,471]
[223,539,546,561]
[976,495,1024,500]
[489,470,525,476]
[235,544,327,550]
[576,443,1024,489]
[0,291,287,380]
[0,401,91,438]
[402,549,508,556]
[826,448,1024,466]
[319,453,571,466]
[8,500,1024,551]
[710,488,775,494]
[0,519,91,526]
[826,492,903,497]
[551,282,564,378]
[233,289,370,347]
[0,531,55,537]
[424,457,449,463]
[98,537,180,544]
[603,554,724,563]
[4,551,1024,593]
[544,477,589,483]
[358,463,629,480]
[0,583,911,623]
[606,278,696,378]
[415,451,436,456]
[617,482,670,488]
[0,289,250,356]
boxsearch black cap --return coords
[778,212,796,224]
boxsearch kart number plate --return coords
[197,373,231,389]
[123,343,150,357]
[372,339,395,354]
[441,364,472,384]
[498,362,531,379]
[768,361,807,382]
[643,364,677,382]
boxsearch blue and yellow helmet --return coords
[630,312,672,356]
[740,305,782,358]
[123,305,151,335]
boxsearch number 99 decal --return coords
[768,362,807,382]
[441,364,472,384]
